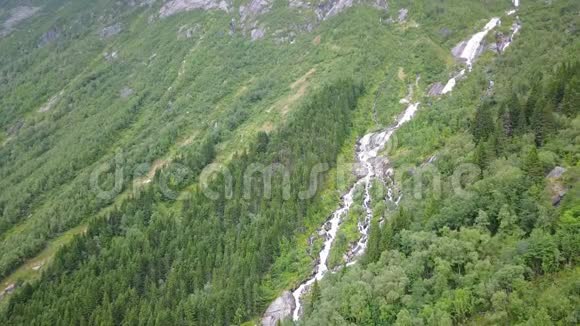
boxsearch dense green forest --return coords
[299,1,580,324]
[0,0,578,325]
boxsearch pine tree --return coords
[562,76,579,117]
[365,219,382,264]
[491,122,506,158]
[531,99,555,146]
[472,104,495,143]
[309,280,321,312]
[498,104,513,137]
[475,209,490,232]
[523,147,544,184]
[474,142,489,171]
[525,76,543,126]
[506,94,525,134]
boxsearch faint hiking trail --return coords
[263,1,524,324]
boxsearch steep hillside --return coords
[0,0,577,325]
[298,1,580,325]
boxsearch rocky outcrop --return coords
[547,166,567,206]
[261,291,295,326]
[0,284,16,301]
[120,87,134,98]
[398,8,408,22]
[39,91,64,113]
[451,41,467,59]
[1,6,41,37]
[316,0,355,21]
[548,166,567,179]
[428,82,444,96]
[373,0,388,11]
[100,23,123,39]
[38,28,61,47]
[159,0,230,18]
[126,0,157,7]
[177,24,202,39]
[251,26,266,40]
[240,0,272,22]
[104,50,119,62]
[161,0,388,41]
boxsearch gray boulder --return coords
[398,8,408,22]
[428,82,444,96]
[159,0,230,18]
[240,0,272,22]
[547,166,567,206]
[261,291,295,326]
[100,23,122,39]
[547,166,567,179]
[251,27,266,41]
[451,41,467,59]
[38,28,61,47]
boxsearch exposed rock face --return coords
[290,0,386,15]
[159,0,230,17]
[126,0,157,7]
[0,284,16,301]
[39,92,62,113]
[373,0,388,11]
[104,50,119,62]
[547,166,567,206]
[120,86,134,98]
[251,27,266,40]
[100,23,123,39]
[38,28,61,47]
[289,0,310,9]
[548,166,567,179]
[316,0,355,21]
[451,41,467,58]
[1,6,41,37]
[240,0,272,22]
[160,0,387,41]
[177,24,201,39]
[261,291,295,326]
[398,8,408,22]
[428,82,444,96]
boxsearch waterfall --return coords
[291,101,419,320]
[265,2,524,324]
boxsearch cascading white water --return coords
[461,18,501,70]
[274,2,524,324]
[441,1,521,95]
[441,16,502,94]
[500,16,521,52]
[441,69,466,95]
[291,102,419,320]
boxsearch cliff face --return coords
[158,0,388,40]
[1,6,41,37]
[261,291,296,326]
[159,0,231,17]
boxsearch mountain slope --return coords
[0,0,578,325]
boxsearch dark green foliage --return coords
[471,102,495,143]
[0,0,578,324]
[300,1,580,324]
[522,146,544,185]
[1,80,364,325]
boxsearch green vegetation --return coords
[0,0,577,325]
[300,1,580,325]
